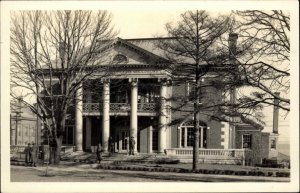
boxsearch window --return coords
[180,120,207,148]
[187,127,194,146]
[25,126,28,137]
[113,54,128,63]
[152,130,158,151]
[242,134,252,149]
[271,139,276,149]
[181,128,185,147]
[62,126,74,145]
[18,125,22,136]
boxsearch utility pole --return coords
[13,97,23,145]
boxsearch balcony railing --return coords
[83,102,158,113]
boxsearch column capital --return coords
[158,78,172,86]
[101,78,110,84]
[129,78,138,86]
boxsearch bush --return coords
[185,169,192,173]
[234,171,247,176]
[276,172,290,177]
[267,172,274,177]
[224,170,234,175]
[257,171,266,176]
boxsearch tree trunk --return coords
[54,136,63,164]
[193,109,200,170]
[193,78,201,170]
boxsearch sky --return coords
[111,10,182,39]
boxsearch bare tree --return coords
[157,10,233,170]
[232,10,290,112]
[10,10,116,164]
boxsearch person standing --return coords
[129,136,135,155]
[24,143,31,167]
[108,137,114,156]
[31,142,38,167]
[28,143,33,166]
[96,143,103,164]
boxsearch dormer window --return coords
[113,54,128,64]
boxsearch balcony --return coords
[82,102,159,116]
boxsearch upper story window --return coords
[113,54,128,64]
[270,138,276,149]
[242,134,252,149]
[185,81,196,101]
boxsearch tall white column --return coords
[147,125,153,153]
[177,127,181,148]
[184,127,188,147]
[200,127,204,148]
[158,79,168,153]
[102,79,110,152]
[130,78,138,153]
[75,83,83,151]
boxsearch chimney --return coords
[273,92,280,134]
[228,33,238,104]
[228,33,238,61]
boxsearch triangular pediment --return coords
[94,38,169,67]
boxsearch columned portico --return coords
[102,79,110,152]
[158,79,168,153]
[75,84,83,151]
[130,78,138,153]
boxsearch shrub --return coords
[276,172,290,177]
[257,171,266,176]
[186,169,192,173]
[224,170,234,175]
[219,170,225,175]
[267,172,274,177]
[234,171,247,176]
[174,168,180,173]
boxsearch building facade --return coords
[42,36,279,165]
[10,107,39,146]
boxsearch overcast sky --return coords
[111,10,182,38]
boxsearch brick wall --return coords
[261,132,270,160]
[170,78,225,149]
[235,127,262,165]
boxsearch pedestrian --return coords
[129,136,135,155]
[31,142,38,167]
[96,143,103,164]
[108,137,114,156]
[28,143,33,166]
[24,143,31,167]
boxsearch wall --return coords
[235,126,262,165]
[11,118,37,146]
[170,75,225,149]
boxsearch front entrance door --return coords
[116,130,129,153]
